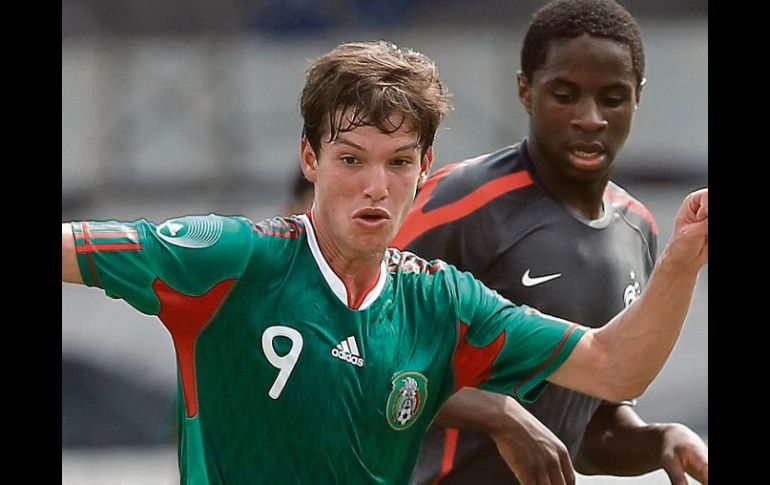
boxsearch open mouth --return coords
[352,208,391,227]
[571,149,604,160]
[567,142,606,169]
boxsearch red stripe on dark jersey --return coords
[392,169,533,249]
[606,189,658,234]
[513,324,578,397]
[153,278,236,418]
[81,222,101,287]
[435,428,460,484]
[76,242,143,253]
[452,322,506,391]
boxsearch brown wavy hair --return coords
[301,41,452,157]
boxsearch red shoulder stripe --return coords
[392,169,533,249]
[606,189,658,235]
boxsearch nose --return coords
[571,98,608,132]
[363,164,388,202]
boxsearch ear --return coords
[300,137,318,183]
[418,147,434,189]
[517,72,533,115]
[634,77,646,109]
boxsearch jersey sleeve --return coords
[71,215,256,316]
[449,268,588,403]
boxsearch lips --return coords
[567,141,607,169]
[353,207,391,220]
[569,141,605,157]
[352,208,391,229]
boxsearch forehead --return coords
[326,111,421,151]
[537,35,635,85]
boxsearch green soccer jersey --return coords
[71,213,587,484]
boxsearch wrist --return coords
[656,247,702,279]
[487,396,525,436]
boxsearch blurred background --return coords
[62,1,707,483]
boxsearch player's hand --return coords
[490,414,575,485]
[663,188,708,271]
[660,423,708,485]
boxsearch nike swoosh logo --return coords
[521,269,562,287]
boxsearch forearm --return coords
[591,252,699,397]
[433,387,514,433]
[576,405,664,475]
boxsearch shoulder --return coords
[385,248,481,297]
[252,215,307,240]
[420,143,535,213]
[138,214,256,256]
[605,182,658,236]
[385,248,447,277]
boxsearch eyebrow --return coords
[551,77,632,90]
[334,138,420,153]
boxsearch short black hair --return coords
[521,0,645,89]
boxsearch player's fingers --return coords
[535,467,555,485]
[695,196,708,221]
[558,447,575,485]
[700,463,708,484]
[687,453,708,484]
[663,458,689,485]
[685,189,708,221]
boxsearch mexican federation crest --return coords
[386,371,428,431]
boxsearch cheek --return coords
[608,112,634,136]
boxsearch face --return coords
[520,34,640,185]
[300,115,432,258]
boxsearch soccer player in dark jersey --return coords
[395,1,708,484]
[61,40,708,484]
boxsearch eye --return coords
[391,158,413,167]
[341,156,359,165]
[601,95,626,108]
[553,92,574,104]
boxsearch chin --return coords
[352,235,390,253]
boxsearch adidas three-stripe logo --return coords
[331,336,365,367]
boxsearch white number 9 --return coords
[261,326,304,399]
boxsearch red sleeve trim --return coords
[513,324,578,396]
[81,222,101,287]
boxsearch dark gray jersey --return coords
[394,140,657,484]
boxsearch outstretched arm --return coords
[435,388,575,485]
[576,404,708,485]
[62,223,83,284]
[549,189,708,401]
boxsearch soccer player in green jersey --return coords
[61,40,708,484]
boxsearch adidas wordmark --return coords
[331,336,365,367]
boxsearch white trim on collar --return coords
[298,213,387,311]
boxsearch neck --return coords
[526,141,609,220]
[310,210,383,305]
